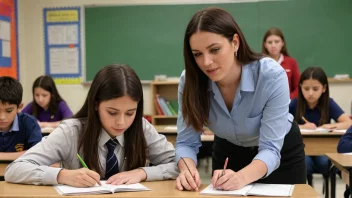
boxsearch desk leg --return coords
[330,166,336,198]
[325,160,330,198]
[349,169,352,198]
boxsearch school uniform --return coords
[176,57,306,184]
[289,98,345,183]
[0,113,42,152]
[22,101,73,122]
[278,54,300,99]
[337,125,352,153]
[5,118,178,185]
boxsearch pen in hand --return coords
[222,157,229,177]
[76,153,101,186]
[180,157,198,191]
[301,116,309,124]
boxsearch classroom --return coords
[1,0,352,197]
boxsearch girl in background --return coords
[262,27,300,99]
[5,64,178,187]
[22,75,73,128]
[289,67,351,186]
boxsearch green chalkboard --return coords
[85,0,352,80]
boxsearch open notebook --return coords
[54,181,150,196]
[201,183,295,197]
[300,128,348,133]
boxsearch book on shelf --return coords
[155,94,178,116]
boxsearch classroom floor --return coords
[197,158,346,198]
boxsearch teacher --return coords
[175,7,306,191]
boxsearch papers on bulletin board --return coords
[0,20,10,40]
[48,24,78,45]
[43,7,82,84]
[49,47,79,74]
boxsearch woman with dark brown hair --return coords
[5,64,178,187]
[262,27,300,99]
[175,7,306,191]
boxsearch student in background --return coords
[289,67,351,186]
[338,125,352,153]
[337,125,352,198]
[176,7,306,192]
[262,27,300,99]
[22,75,73,128]
[0,76,42,159]
[5,64,178,187]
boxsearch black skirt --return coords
[212,121,306,184]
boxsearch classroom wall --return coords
[18,0,352,116]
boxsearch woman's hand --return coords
[57,168,101,187]
[212,169,246,191]
[105,168,147,185]
[176,168,201,191]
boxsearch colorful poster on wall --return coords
[0,0,18,79]
[43,7,81,84]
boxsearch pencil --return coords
[180,157,197,190]
[222,157,228,176]
[301,116,309,123]
[77,153,88,168]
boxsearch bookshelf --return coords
[151,80,179,128]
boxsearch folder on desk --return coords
[54,181,150,196]
[200,183,294,197]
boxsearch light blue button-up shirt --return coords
[176,57,293,176]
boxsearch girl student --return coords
[22,75,73,128]
[5,64,178,187]
[262,27,300,99]
[289,66,351,186]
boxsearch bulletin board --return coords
[0,0,19,79]
[43,7,82,84]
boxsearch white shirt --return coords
[5,118,178,185]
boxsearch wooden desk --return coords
[301,132,344,156]
[41,127,54,134]
[155,126,344,156]
[0,181,319,198]
[326,153,352,198]
[154,126,214,145]
[0,164,8,181]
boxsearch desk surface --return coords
[326,153,352,168]
[0,181,319,198]
[0,164,7,177]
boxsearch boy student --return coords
[0,76,42,159]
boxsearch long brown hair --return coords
[262,27,289,56]
[74,64,147,175]
[295,67,329,126]
[31,75,64,118]
[182,7,262,131]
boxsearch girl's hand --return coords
[321,123,338,130]
[212,169,246,191]
[176,168,201,191]
[106,168,147,185]
[302,122,317,130]
[38,121,50,128]
[57,168,101,187]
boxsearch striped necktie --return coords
[105,139,119,179]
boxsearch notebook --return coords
[200,183,295,197]
[300,128,347,133]
[300,128,330,133]
[54,181,150,196]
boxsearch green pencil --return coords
[76,153,88,168]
